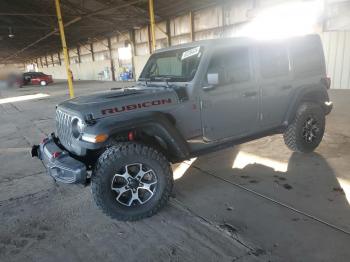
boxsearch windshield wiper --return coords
[138,77,152,87]
[138,77,169,88]
[139,75,184,88]
[151,76,171,87]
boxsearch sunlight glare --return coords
[232,151,288,173]
[173,158,197,180]
[0,93,49,105]
[337,178,350,204]
[238,0,323,40]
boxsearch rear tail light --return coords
[321,77,331,89]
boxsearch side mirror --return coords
[207,73,219,86]
[203,73,219,91]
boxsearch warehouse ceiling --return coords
[0,0,220,63]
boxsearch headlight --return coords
[71,117,85,139]
[81,133,108,143]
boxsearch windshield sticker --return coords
[181,46,200,60]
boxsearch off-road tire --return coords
[91,142,173,221]
[283,102,325,153]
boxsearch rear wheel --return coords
[91,142,173,221]
[283,102,325,153]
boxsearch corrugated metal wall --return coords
[33,0,350,85]
[322,31,350,89]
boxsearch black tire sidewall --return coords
[92,144,172,219]
[295,104,325,152]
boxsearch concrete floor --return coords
[0,80,349,262]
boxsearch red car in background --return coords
[23,72,53,86]
[7,72,53,88]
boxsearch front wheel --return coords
[91,143,173,221]
[40,80,47,86]
[283,102,325,153]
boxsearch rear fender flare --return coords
[284,85,329,125]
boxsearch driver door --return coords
[200,46,259,142]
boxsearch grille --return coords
[55,109,74,151]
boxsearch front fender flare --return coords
[85,112,190,161]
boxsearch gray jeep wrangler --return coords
[32,35,332,221]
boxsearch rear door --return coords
[257,43,294,128]
[200,46,259,141]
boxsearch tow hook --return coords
[31,145,40,158]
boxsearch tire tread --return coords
[91,142,173,221]
[283,102,324,153]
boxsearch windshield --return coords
[139,46,203,82]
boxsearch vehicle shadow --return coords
[174,145,350,231]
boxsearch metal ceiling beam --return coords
[61,0,124,26]
[3,0,145,61]
[93,0,160,21]
[0,13,76,17]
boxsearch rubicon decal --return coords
[101,98,172,115]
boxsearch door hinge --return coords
[200,100,211,109]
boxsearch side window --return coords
[289,38,324,76]
[259,44,289,78]
[207,47,251,85]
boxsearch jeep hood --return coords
[57,86,180,120]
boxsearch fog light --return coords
[50,167,62,178]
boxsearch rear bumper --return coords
[32,136,87,184]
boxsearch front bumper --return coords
[32,136,87,184]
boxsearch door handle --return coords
[281,85,292,90]
[243,91,257,97]
[203,85,216,91]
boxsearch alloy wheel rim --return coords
[302,116,319,143]
[111,163,157,207]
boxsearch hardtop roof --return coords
[154,34,320,53]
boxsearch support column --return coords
[107,37,116,81]
[77,46,81,63]
[221,5,226,36]
[147,25,152,54]
[166,19,171,47]
[55,0,75,98]
[45,55,48,67]
[189,11,195,42]
[148,0,156,52]
[90,43,95,62]
[129,29,136,81]
[57,52,62,65]
[130,30,136,80]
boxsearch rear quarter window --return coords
[289,37,325,77]
[259,44,290,78]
